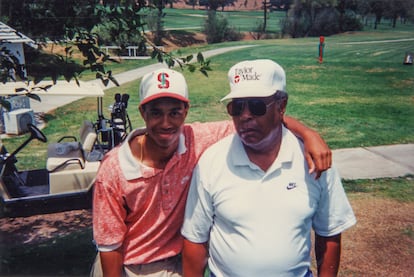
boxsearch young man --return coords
[91,67,332,277]
[181,59,357,277]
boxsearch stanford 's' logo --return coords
[157,73,170,89]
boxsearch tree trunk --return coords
[374,15,381,29]
[263,0,267,33]
[392,16,397,28]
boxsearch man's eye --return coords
[150,110,161,117]
[170,110,183,118]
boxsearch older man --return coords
[181,59,356,277]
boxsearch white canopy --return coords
[0,21,37,49]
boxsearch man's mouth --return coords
[239,127,257,134]
[157,130,177,138]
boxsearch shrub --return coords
[145,9,165,46]
[281,14,310,38]
[308,7,340,36]
[91,20,147,55]
[281,6,363,37]
[203,11,242,44]
[340,10,363,32]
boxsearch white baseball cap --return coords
[221,59,286,101]
[139,68,189,106]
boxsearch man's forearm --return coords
[283,115,316,140]
[182,239,208,277]
[284,115,332,178]
[100,250,123,277]
[315,234,341,277]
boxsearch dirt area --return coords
[339,195,414,276]
[1,195,413,276]
[0,210,91,246]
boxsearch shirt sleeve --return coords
[92,153,128,248]
[181,163,214,243]
[312,165,357,237]
[189,120,235,148]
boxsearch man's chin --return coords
[156,136,179,148]
[240,134,261,146]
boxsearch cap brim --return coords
[220,87,279,102]
[140,92,189,106]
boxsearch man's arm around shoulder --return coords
[284,115,332,178]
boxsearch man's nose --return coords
[160,114,172,127]
[239,103,252,119]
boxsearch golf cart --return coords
[0,81,132,218]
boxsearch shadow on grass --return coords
[163,30,205,47]
[0,229,96,276]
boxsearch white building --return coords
[0,22,38,134]
[0,21,38,79]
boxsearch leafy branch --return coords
[0,3,211,110]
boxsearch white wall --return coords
[0,42,27,79]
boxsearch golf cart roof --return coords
[0,80,105,97]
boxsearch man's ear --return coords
[280,98,288,113]
[139,105,145,119]
[184,104,190,117]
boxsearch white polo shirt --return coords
[181,127,356,277]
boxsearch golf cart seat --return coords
[46,121,101,194]
[46,120,99,171]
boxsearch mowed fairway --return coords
[5,32,414,167]
[178,33,414,149]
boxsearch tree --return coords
[202,0,238,11]
[283,0,325,37]
[147,0,166,45]
[355,0,371,26]
[383,0,414,27]
[336,0,362,32]
[282,0,364,37]
[0,1,211,108]
[202,10,242,43]
[185,0,198,10]
[269,0,292,14]
[369,0,386,29]
[262,0,270,32]
[0,0,99,40]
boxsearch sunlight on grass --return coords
[2,20,413,169]
[344,176,414,202]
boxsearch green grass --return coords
[142,8,285,33]
[344,175,414,202]
[2,12,414,170]
[184,34,414,149]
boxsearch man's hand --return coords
[303,132,332,179]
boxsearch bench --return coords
[101,45,165,58]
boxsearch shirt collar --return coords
[118,128,187,180]
[231,126,294,172]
